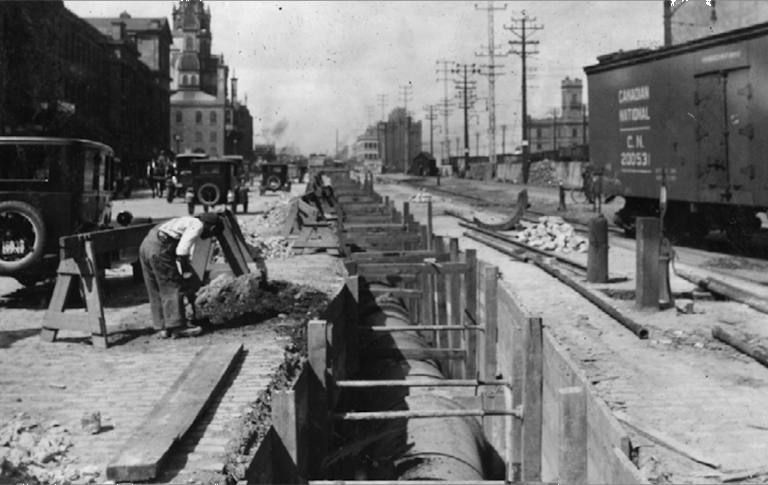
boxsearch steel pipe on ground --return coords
[343,283,500,481]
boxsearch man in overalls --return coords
[139,213,223,338]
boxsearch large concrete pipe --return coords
[347,282,501,481]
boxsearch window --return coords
[195,132,203,142]
[225,110,232,124]
[210,147,218,157]
[200,164,221,175]
[185,36,193,50]
[176,111,182,123]
[572,128,578,138]
[0,144,65,181]
[192,75,198,85]
[182,74,188,85]
[210,131,217,142]
[537,144,542,150]
[195,111,202,123]
[536,128,542,139]
[210,111,217,124]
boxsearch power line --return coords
[475,0,508,174]
[399,84,414,172]
[423,104,439,156]
[506,10,542,184]
[451,63,480,170]
[436,59,455,161]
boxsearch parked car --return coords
[175,152,208,198]
[259,163,292,196]
[0,137,115,285]
[186,158,249,215]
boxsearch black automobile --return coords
[0,137,115,285]
[175,152,208,197]
[186,158,249,215]
[259,163,292,196]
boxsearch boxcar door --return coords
[725,67,754,205]
[695,73,728,202]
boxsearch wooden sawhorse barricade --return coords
[41,210,253,348]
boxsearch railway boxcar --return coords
[585,23,768,242]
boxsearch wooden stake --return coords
[522,317,543,482]
[483,265,499,381]
[636,217,660,309]
[558,387,588,484]
[465,249,478,380]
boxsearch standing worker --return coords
[139,213,224,338]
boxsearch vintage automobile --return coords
[259,163,292,196]
[174,152,208,198]
[0,137,115,285]
[186,158,249,215]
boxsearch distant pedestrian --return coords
[139,213,224,338]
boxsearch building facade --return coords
[528,77,589,159]
[85,13,173,173]
[377,108,422,173]
[667,0,768,46]
[0,1,172,179]
[354,126,382,173]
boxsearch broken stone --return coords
[675,299,694,314]
[81,411,101,435]
[16,431,36,451]
[194,273,266,324]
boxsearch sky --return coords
[66,1,666,157]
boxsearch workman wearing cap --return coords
[139,213,224,338]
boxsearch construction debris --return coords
[252,194,294,228]
[194,273,266,325]
[513,216,587,253]
[0,413,103,484]
[410,188,432,203]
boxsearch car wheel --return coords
[0,201,47,274]
[267,175,281,191]
[197,183,221,205]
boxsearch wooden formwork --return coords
[247,175,647,484]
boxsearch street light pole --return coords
[174,134,181,154]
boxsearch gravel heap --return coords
[194,273,266,324]
[253,194,294,228]
[513,216,587,253]
[0,413,102,485]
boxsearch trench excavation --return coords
[241,171,647,485]
[328,282,505,481]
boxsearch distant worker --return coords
[139,213,224,338]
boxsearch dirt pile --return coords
[245,236,293,260]
[0,413,102,485]
[514,216,587,253]
[194,276,328,326]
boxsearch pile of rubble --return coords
[513,216,588,253]
[0,413,101,484]
[253,194,294,228]
[194,273,266,325]
[410,188,433,203]
[528,160,559,187]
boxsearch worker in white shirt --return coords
[139,213,223,338]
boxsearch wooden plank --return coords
[522,317,543,482]
[484,265,499,381]
[635,217,660,309]
[609,446,650,484]
[41,312,102,333]
[448,238,463,379]
[345,277,360,379]
[83,241,108,341]
[498,285,525,482]
[427,200,433,250]
[558,387,587,485]
[434,237,449,363]
[465,249,478,380]
[368,348,467,360]
[368,287,423,298]
[349,250,443,261]
[273,369,310,483]
[61,223,155,258]
[356,261,469,276]
[106,344,243,482]
[244,426,274,484]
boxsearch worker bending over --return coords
[139,213,223,338]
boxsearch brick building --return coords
[0,1,173,179]
[528,77,589,159]
[376,107,422,173]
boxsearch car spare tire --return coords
[197,183,221,205]
[267,175,281,190]
[0,201,47,274]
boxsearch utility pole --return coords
[582,104,587,146]
[423,104,439,155]
[501,124,507,155]
[377,94,389,121]
[475,0,508,178]
[399,84,413,173]
[451,63,479,175]
[365,105,375,128]
[436,59,455,164]
[506,11,542,184]
[475,132,480,157]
